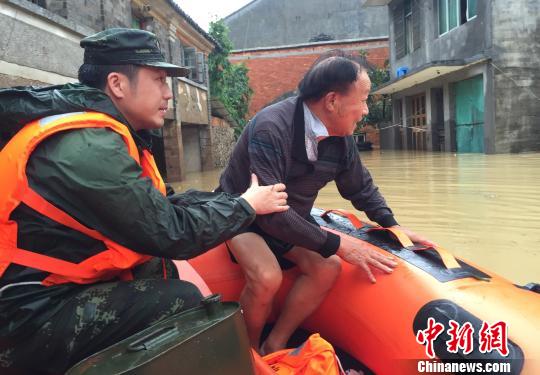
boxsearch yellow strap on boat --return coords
[375,226,462,270]
[382,227,415,248]
[320,209,462,270]
[320,209,364,229]
[423,246,462,270]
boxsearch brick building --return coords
[223,0,390,118]
[0,0,235,181]
[230,39,389,117]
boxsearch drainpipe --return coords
[167,35,178,123]
[100,0,105,30]
[205,54,212,126]
[167,28,185,181]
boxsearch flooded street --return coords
[173,151,540,285]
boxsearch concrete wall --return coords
[177,79,210,125]
[50,0,131,34]
[0,0,93,86]
[1,0,239,177]
[224,0,388,50]
[0,73,46,88]
[45,0,67,18]
[231,39,389,116]
[181,126,202,173]
[162,118,184,182]
[152,20,173,62]
[0,12,81,78]
[492,0,540,153]
[389,0,492,79]
[210,118,236,168]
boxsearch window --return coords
[183,46,197,80]
[28,0,47,8]
[131,5,153,31]
[182,47,206,84]
[410,94,427,150]
[394,0,421,59]
[411,94,426,129]
[132,16,144,29]
[404,0,413,54]
[439,0,477,35]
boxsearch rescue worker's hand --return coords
[389,225,437,248]
[241,174,289,215]
[336,236,398,283]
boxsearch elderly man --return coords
[218,52,434,354]
[0,28,288,373]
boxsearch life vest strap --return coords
[16,186,105,241]
[12,248,97,280]
[10,247,135,285]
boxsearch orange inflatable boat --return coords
[185,208,540,375]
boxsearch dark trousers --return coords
[0,258,202,374]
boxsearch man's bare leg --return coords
[227,233,283,349]
[260,247,341,354]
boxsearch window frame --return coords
[394,0,421,59]
[404,0,413,54]
[466,0,477,21]
[181,47,206,85]
[438,0,459,36]
[438,0,477,37]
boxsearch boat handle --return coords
[369,227,461,270]
[320,209,364,229]
[127,325,178,352]
[321,209,462,270]
[369,226,415,248]
[427,245,462,270]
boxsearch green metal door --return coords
[454,75,484,153]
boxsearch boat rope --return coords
[377,122,428,132]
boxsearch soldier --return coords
[0,28,288,373]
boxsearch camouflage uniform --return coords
[0,258,202,374]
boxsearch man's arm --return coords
[27,128,258,259]
[335,141,436,248]
[335,142,398,227]
[247,127,341,257]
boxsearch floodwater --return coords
[172,150,540,285]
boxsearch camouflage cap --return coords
[80,28,190,77]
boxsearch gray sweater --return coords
[218,97,397,257]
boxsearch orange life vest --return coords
[262,334,345,375]
[0,111,166,286]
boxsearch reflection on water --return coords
[172,151,540,285]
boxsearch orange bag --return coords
[262,334,345,375]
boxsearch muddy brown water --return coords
[172,150,540,285]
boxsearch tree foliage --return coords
[208,20,252,134]
[356,50,392,130]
